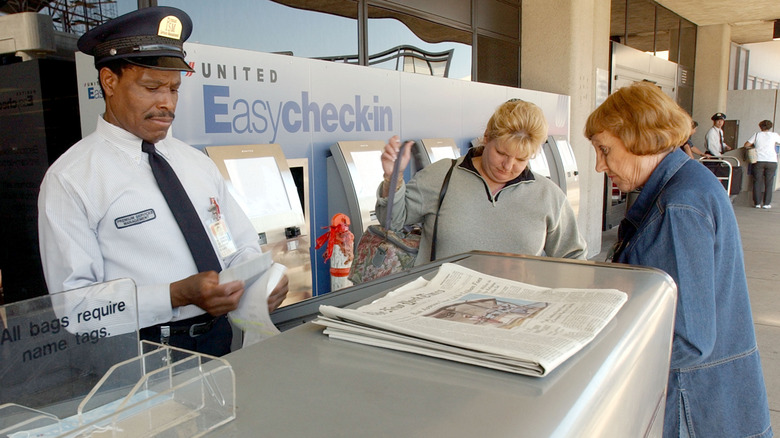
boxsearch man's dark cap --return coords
[77,6,194,72]
[711,112,726,121]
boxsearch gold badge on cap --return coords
[158,15,183,40]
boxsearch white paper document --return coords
[219,251,273,285]
[313,263,627,376]
[227,254,287,348]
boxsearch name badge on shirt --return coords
[115,209,156,228]
[208,197,237,258]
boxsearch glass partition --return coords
[609,0,696,113]
[476,34,518,86]
[654,6,679,60]
[367,6,472,80]
[624,0,655,53]
[0,279,140,418]
[0,279,235,436]
[678,18,697,68]
[611,0,696,64]
[156,0,359,58]
[114,0,477,80]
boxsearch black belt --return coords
[167,317,218,337]
[142,313,219,343]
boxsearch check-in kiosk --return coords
[603,176,628,230]
[205,144,312,304]
[529,147,553,180]
[209,251,676,437]
[410,138,461,176]
[327,140,387,244]
[543,135,580,217]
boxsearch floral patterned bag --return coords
[348,158,456,285]
[347,224,421,284]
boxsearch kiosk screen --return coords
[224,156,292,218]
[205,144,305,245]
[430,146,457,162]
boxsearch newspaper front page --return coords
[314,263,627,376]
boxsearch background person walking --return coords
[744,120,780,208]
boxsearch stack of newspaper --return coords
[314,263,627,377]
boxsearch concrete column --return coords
[521,0,612,258]
[691,24,731,147]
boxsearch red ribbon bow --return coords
[315,213,352,262]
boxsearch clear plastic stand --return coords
[0,279,236,437]
[0,404,63,436]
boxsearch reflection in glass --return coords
[625,0,655,53]
[157,0,358,58]
[368,7,471,80]
[477,34,518,87]
[320,45,456,78]
[654,6,679,61]
[115,1,473,80]
[678,19,697,68]
[610,0,626,43]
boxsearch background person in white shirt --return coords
[744,120,780,209]
[704,112,731,156]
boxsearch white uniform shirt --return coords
[38,117,262,328]
[746,131,780,163]
[705,126,726,156]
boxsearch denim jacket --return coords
[615,149,772,438]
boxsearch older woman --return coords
[586,82,772,438]
[376,98,586,265]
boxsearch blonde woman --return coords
[376,99,586,265]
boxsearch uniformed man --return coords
[704,112,731,156]
[37,6,288,356]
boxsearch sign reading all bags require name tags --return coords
[0,279,141,410]
[0,300,126,353]
[314,263,627,377]
[0,279,139,366]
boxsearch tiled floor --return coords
[592,202,780,430]
[737,203,780,430]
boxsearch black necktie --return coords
[719,130,724,153]
[142,141,222,273]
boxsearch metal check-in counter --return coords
[209,251,677,438]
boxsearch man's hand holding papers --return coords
[223,252,288,347]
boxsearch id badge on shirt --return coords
[208,197,237,258]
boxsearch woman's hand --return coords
[267,274,290,313]
[381,135,413,178]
